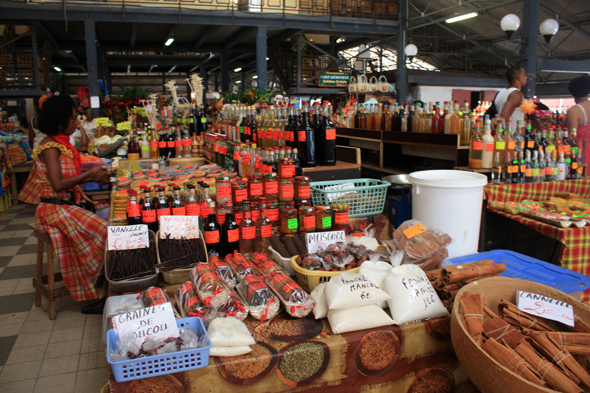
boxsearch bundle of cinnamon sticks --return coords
[427,259,506,310]
[459,291,590,393]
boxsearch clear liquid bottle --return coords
[514,120,525,154]
[171,186,186,215]
[557,152,567,180]
[494,119,506,164]
[255,198,273,253]
[239,199,256,257]
[431,102,442,134]
[502,152,512,184]
[491,153,502,184]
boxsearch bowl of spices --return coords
[125,374,185,393]
[276,340,330,387]
[425,317,451,340]
[407,367,455,393]
[355,330,400,376]
[214,342,278,386]
[269,314,324,342]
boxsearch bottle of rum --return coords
[141,188,158,233]
[255,198,273,253]
[524,150,533,183]
[239,199,256,257]
[221,201,239,257]
[468,121,483,169]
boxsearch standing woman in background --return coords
[566,75,590,164]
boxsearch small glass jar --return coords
[314,205,332,232]
[280,201,298,235]
[248,174,264,202]
[265,200,280,226]
[234,203,243,225]
[332,203,349,232]
[294,198,312,208]
[263,173,279,201]
[232,181,248,205]
[294,176,312,200]
[298,205,315,233]
[278,158,296,179]
[251,202,260,223]
[215,175,232,205]
[279,177,294,202]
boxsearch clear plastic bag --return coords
[393,219,452,270]
[310,283,328,319]
[175,281,217,325]
[210,255,238,288]
[324,272,391,310]
[236,275,280,321]
[251,253,287,276]
[217,291,249,322]
[226,253,259,281]
[207,317,256,347]
[264,270,315,318]
[190,263,231,309]
[141,287,170,308]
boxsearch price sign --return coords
[516,291,574,327]
[112,302,179,345]
[107,225,149,251]
[159,216,200,239]
[305,230,346,253]
[324,182,355,202]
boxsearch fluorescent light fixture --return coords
[252,75,258,79]
[236,80,241,84]
[165,38,174,46]
[445,12,478,24]
[54,66,62,72]
[234,67,242,72]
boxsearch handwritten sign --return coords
[112,302,179,345]
[107,225,149,251]
[305,230,346,253]
[159,216,200,239]
[324,182,355,202]
[517,291,575,327]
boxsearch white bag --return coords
[310,283,328,319]
[359,261,394,308]
[324,272,391,310]
[382,265,449,325]
[328,305,393,334]
[207,317,256,347]
[210,346,252,357]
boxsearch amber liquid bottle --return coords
[239,199,256,257]
[203,201,222,256]
[221,201,239,257]
[255,198,273,253]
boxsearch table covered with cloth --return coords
[485,178,590,304]
[106,313,476,393]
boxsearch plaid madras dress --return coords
[29,142,107,301]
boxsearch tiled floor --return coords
[0,203,107,393]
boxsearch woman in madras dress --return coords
[21,94,110,314]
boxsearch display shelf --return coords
[454,166,493,173]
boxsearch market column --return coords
[200,65,207,104]
[221,53,230,92]
[256,27,267,92]
[520,0,539,98]
[85,20,100,118]
[396,0,408,103]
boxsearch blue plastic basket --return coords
[106,317,211,382]
[448,250,590,296]
[310,178,390,217]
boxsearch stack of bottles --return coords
[125,124,204,161]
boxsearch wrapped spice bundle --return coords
[481,338,546,386]
[141,287,170,308]
[459,292,484,345]
[235,274,280,322]
[158,235,207,270]
[217,291,248,322]
[264,269,315,318]
[175,281,216,325]
[210,255,238,288]
[109,246,157,281]
[499,299,554,332]
[251,253,287,276]
[392,219,452,269]
[190,263,231,309]
[443,262,507,284]
[225,253,258,281]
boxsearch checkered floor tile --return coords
[0,203,107,393]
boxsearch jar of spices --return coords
[263,173,279,201]
[251,202,260,223]
[278,158,295,179]
[280,201,298,235]
[265,200,280,226]
[294,176,312,200]
[298,206,315,233]
[232,181,248,205]
[294,198,312,208]
[332,203,349,232]
[234,203,244,225]
[314,205,332,232]
[216,175,232,205]
[248,174,264,202]
[279,177,294,202]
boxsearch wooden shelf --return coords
[454,166,492,173]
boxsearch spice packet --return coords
[190,263,231,309]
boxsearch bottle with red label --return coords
[171,186,186,216]
[292,148,302,176]
[248,173,264,202]
[185,184,200,217]
[216,175,232,205]
[167,128,176,158]
[199,184,214,233]
[127,190,142,225]
[239,199,256,257]
[298,101,316,167]
[221,201,239,257]
[204,201,222,256]
[141,188,158,233]
[332,203,349,232]
[318,101,337,166]
[156,187,171,226]
[256,198,273,253]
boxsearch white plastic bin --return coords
[409,170,487,258]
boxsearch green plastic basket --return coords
[310,178,391,217]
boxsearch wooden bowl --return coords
[214,342,278,386]
[450,276,590,393]
[354,330,400,376]
[276,340,330,387]
[125,374,184,393]
[269,314,324,342]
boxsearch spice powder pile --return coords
[221,344,272,380]
[270,319,307,337]
[429,318,451,336]
[359,332,396,371]
[409,370,453,393]
[128,376,179,393]
[280,342,324,382]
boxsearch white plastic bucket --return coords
[409,170,487,258]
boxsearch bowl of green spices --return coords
[276,340,330,387]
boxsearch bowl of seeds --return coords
[269,314,324,342]
[276,340,330,387]
[214,342,278,385]
[355,330,400,376]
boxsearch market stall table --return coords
[485,178,590,304]
[9,160,33,205]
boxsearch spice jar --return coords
[332,203,349,232]
[234,203,243,225]
[314,205,332,232]
[263,173,279,201]
[251,202,260,223]
[279,177,294,202]
[265,200,280,226]
[216,175,232,205]
[280,201,298,235]
[294,176,312,200]
[248,174,264,202]
[278,158,295,179]
[232,181,248,205]
[294,198,312,208]
[298,206,315,233]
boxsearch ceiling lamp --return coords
[234,67,242,72]
[539,18,559,44]
[500,14,520,40]
[445,12,478,24]
[404,44,418,62]
[54,66,62,72]
[165,38,174,46]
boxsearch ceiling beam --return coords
[537,59,590,73]
[29,20,59,48]
[268,29,305,45]
[224,27,256,50]
[52,41,256,53]
[193,25,222,49]
[129,23,138,48]
[539,5,590,42]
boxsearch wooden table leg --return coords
[47,241,56,320]
[10,172,18,205]
[34,239,43,307]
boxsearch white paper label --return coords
[90,96,100,109]
[516,291,575,327]
[159,216,200,239]
[107,225,149,251]
[112,302,179,345]
[305,230,346,253]
[324,182,355,202]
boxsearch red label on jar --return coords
[235,212,243,224]
[258,131,266,140]
[186,204,200,216]
[298,185,311,199]
[217,185,231,200]
[183,139,191,146]
[252,209,260,222]
[172,207,186,216]
[265,208,279,221]
[128,204,141,217]
[167,141,175,148]
[261,225,272,238]
[242,226,256,240]
[204,230,220,244]
[265,182,279,194]
[217,213,226,226]
[334,212,349,225]
[227,228,239,243]
[250,183,263,196]
[142,209,156,223]
[235,188,248,202]
[281,165,296,178]
[304,215,315,229]
[298,131,306,142]
[281,184,294,198]
[326,128,336,140]
[157,207,171,218]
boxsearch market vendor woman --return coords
[21,94,110,314]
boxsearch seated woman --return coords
[565,75,590,164]
[20,94,110,314]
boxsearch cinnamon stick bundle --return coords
[526,330,590,347]
[500,299,555,332]
[426,268,444,282]
[513,340,583,393]
[483,313,527,349]
[442,283,462,292]
[460,292,484,345]
[481,338,546,387]
[564,345,590,356]
[442,262,506,284]
[569,316,590,333]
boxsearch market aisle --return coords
[0,203,107,393]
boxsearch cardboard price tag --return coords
[305,230,346,253]
[516,291,575,327]
[112,302,179,345]
[324,182,355,202]
[107,225,149,251]
[159,216,200,239]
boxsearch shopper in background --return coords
[81,107,98,140]
[495,66,527,123]
[565,75,590,164]
[20,94,110,314]
[530,101,553,130]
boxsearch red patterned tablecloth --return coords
[485,179,590,304]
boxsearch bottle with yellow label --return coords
[493,119,507,164]
[506,120,516,158]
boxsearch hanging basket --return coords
[358,74,369,92]
[378,75,390,93]
[369,76,379,92]
[348,76,357,92]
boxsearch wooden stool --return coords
[28,223,70,320]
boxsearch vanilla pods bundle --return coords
[110,247,157,280]
[159,236,206,268]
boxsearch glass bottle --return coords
[524,150,533,183]
[199,184,214,233]
[518,151,526,183]
[298,205,315,233]
[204,201,222,256]
[392,103,402,132]
[460,101,471,145]
[571,148,579,180]
[468,121,483,169]
[511,152,520,184]
[141,188,158,233]
[239,199,256,256]
[449,103,461,138]
[491,153,502,184]
[557,152,567,181]
[318,101,336,166]
[292,148,302,176]
[171,186,186,215]
[127,190,142,225]
[185,184,200,217]
[156,187,171,223]
[494,119,506,164]
[263,172,279,201]
[545,150,555,182]
[523,121,535,155]
[514,120,525,154]
[506,120,516,158]
[140,133,150,159]
[481,117,494,169]
[166,129,176,158]
[532,151,540,182]
[221,201,239,257]
[444,101,454,134]
[431,102,442,134]
[502,152,512,184]
[256,198,273,253]
[538,149,546,182]
[298,101,316,167]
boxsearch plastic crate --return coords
[106,317,211,382]
[448,250,590,298]
[289,255,359,292]
[310,178,390,217]
[81,159,113,192]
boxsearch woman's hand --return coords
[87,166,110,184]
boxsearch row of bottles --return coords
[160,103,208,135]
[126,125,204,160]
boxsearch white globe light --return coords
[539,18,559,35]
[500,14,520,32]
[251,80,258,88]
[404,44,418,57]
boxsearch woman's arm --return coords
[28,120,35,148]
[566,106,582,131]
[42,147,109,192]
